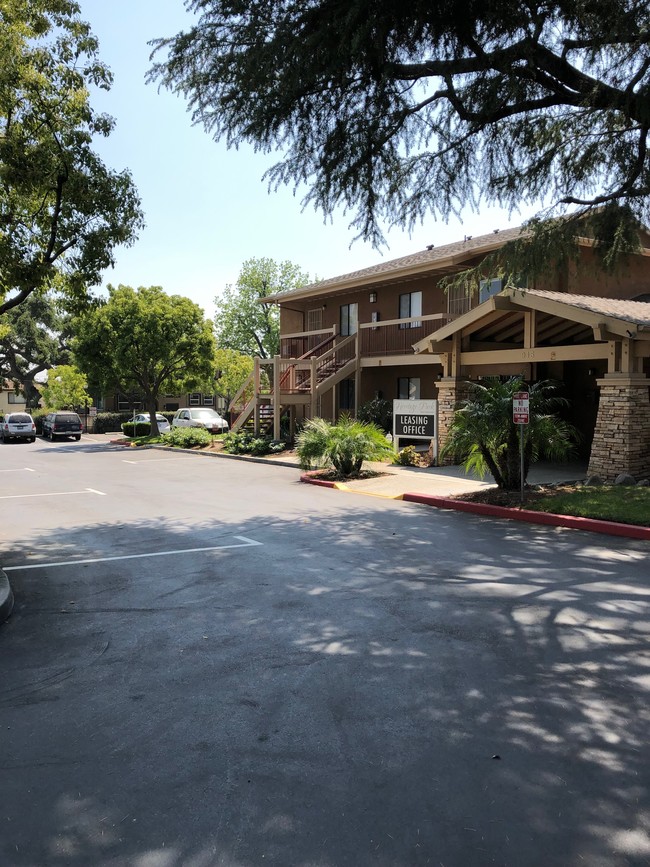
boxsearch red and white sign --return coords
[513,391,529,424]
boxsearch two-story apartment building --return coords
[229,224,650,482]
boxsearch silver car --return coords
[172,408,229,434]
[1,412,36,443]
[134,413,171,434]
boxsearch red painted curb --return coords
[402,493,650,540]
[300,471,338,488]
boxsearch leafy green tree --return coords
[440,377,578,490]
[214,348,254,407]
[151,1,649,271]
[0,0,143,315]
[214,258,308,361]
[0,293,71,408]
[296,415,394,477]
[73,285,217,436]
[41,364,90,410]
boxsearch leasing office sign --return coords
[393,399,438,440]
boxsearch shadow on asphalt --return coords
[1,506,648,866]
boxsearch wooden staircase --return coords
[229,333,359,437]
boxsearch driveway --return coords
[1,439,649,866]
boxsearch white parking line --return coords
[3,535,262,571]
[0,467,35,474]
[0,487,106,500]
[122,457,193,464]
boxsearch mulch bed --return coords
[450,484,577,509]
[306,468,389,483]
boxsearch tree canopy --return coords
[0,0,143,315]
[150,0,650,272]
[73,285,217,435]
[214,348,254,406]
[213,258,308,359]
[41,364,90,410]
[0,292,71,408]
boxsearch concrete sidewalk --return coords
[336,459,589,499]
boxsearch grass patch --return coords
[525,486,650,526]
[458,484,650,526]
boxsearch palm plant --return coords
[440,377,579,490]
[296,414,394,477]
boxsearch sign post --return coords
[512,391,529,505]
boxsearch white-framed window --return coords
[399,291,422,328]
[479,278,503,304]
[202,394,214,406]
[117,393,142,411]
[340,303,358,336]
[447,285,471,316]
[189,393,201,406]
[397,377,420,400]
[307,308,323,332]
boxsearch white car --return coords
[1,412,36,443]
[134,413,171,434]
[172,408,229,434]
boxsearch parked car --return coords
[133,413,171,434]
[1,412,36,443]
[172,407,229,434]
[42,411,83,441]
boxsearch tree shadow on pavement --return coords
[1,505,649,867]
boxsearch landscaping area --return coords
[452,484,650,527]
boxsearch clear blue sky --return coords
[80,0,537,320]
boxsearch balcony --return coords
[280,315,452,361]
[359,313,452,357]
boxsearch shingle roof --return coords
[526,290,650,326]
[267,225,526,301]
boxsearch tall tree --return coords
[214,348,254,407]
[41,364,90,410]
[214,258,308,359]
[150,1,650,273]
[0,0,143,315]
[73,285,217,435]
[0,293,70,408]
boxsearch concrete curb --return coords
[147,443,301,468]
[0,569,14,623]
[300,473,650,540]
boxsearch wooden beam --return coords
[524,310,536,349]
[460,343,609,365]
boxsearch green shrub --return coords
[393,445,419,466]
[222,431,286,456]
[163,426,212,447]
[357,398,393,432]
[121,421,153,438]
[30,408,48,434]
[94,412,133,434]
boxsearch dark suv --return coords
[42,411,83,441]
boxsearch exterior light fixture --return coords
[369,292,377,303]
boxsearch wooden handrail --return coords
[278,333,336,390]
[358,313,447,329]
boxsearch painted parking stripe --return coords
[0,467,36,474]
[122,457,194,464]
[0,487,106,500]
[3,536,262,572]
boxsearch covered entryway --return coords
[414,289,650,482]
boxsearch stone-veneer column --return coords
[435,377,471,465]
[587,374,650,482]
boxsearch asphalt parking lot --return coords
[1,435,649,866]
